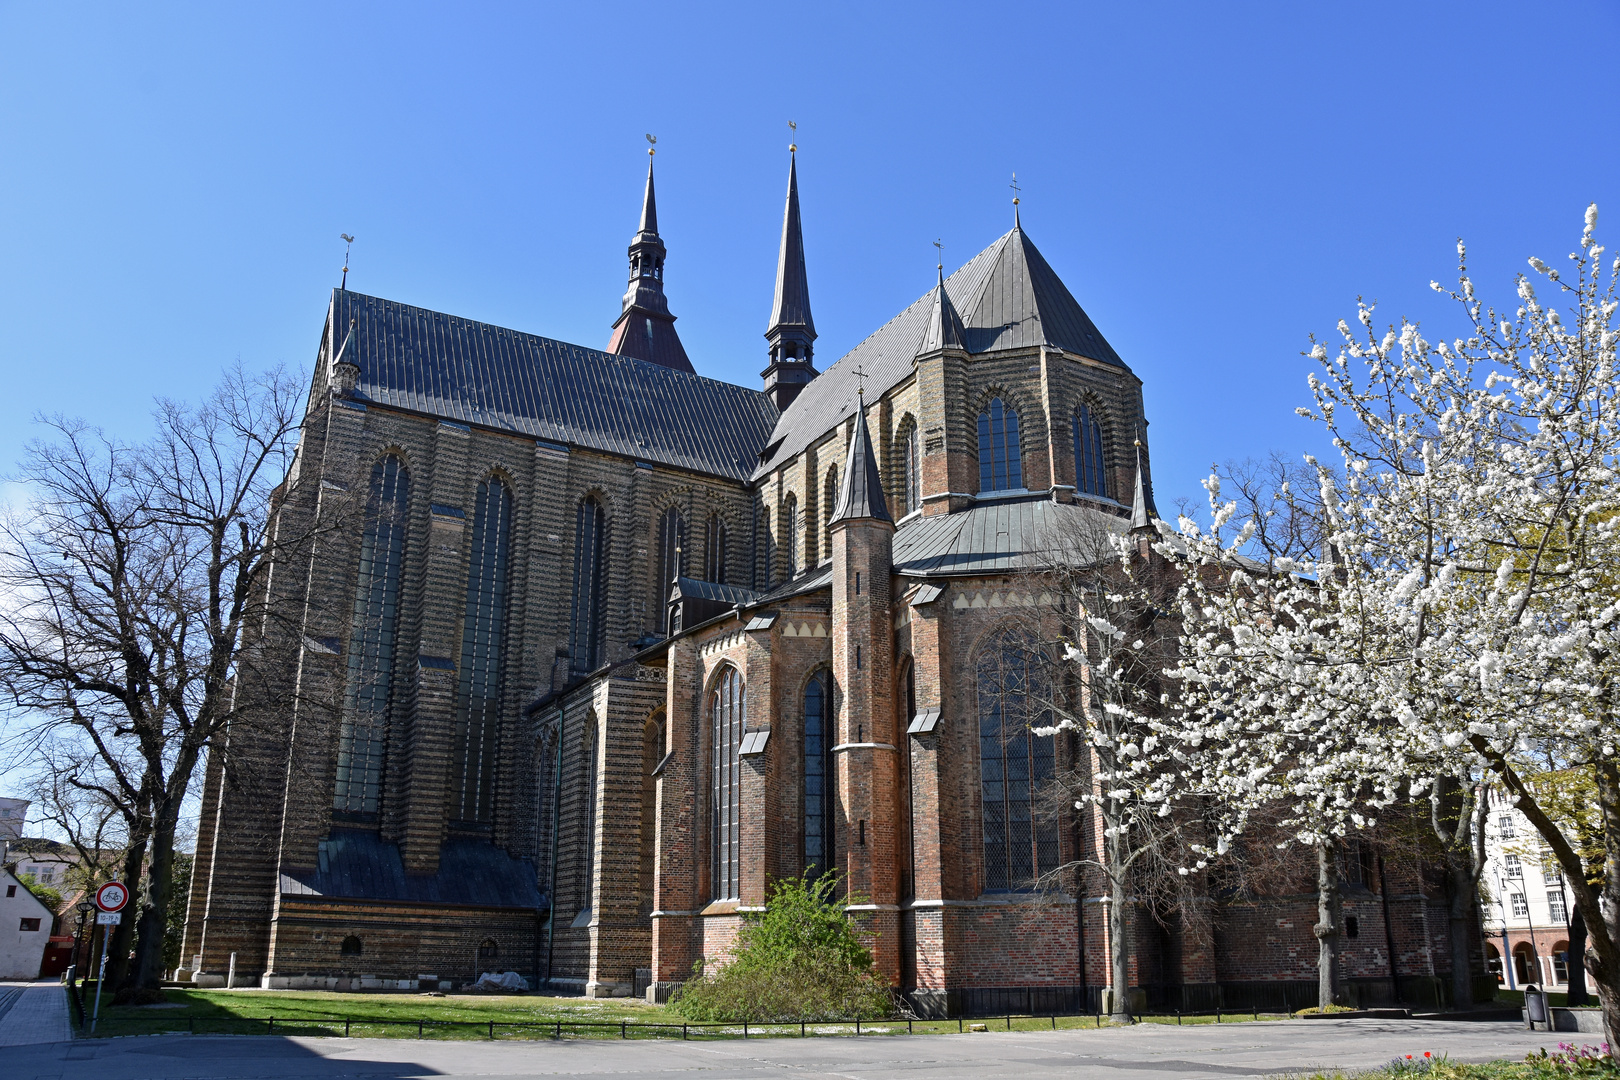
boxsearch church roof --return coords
[767,154,814,337]
[891,493,1127,577]
[329,289,776,482]
[753,226,1125,478]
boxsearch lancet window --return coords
[976,631,1059,890]
[569,497,606,675]
[711,666,745,901]
[977,397,1023,492]
[452,477,513,824]
[656,506,684,632]
[803,671,832,881]
[1073,403,1110,499]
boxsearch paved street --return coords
[0,980,73,1046]
[4,1018,1566,1080]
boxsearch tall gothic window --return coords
[711,666,744,901]
[898,418,920,515]
[1073,403,1109,499]
[783,495,801,580]
[452,477,513,824]
[639,709,665,916]
[823,466,839,563]
[569,497,606,675]
[977,631,1059,891]
[578,715,600,915]
[705,514,727,584]
[977,397,1023,493]
[803,671,832,881]
[335,455,410,815]
[656,506,684,632]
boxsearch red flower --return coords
[1424,1052,1432,1058]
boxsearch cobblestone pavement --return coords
[1,1016,1575,1079]
[0,979,73,1046]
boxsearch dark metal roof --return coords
[891,494,1126,577]
[915,267,966,356]
[280,828,543,910]
[767,154,814,337]
[330,290,774,481]
[672,576,759,606]
[638,157,658,235]
[830,396,890,524]
[754,226,1125,479]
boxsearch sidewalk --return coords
[0,979,73,1046]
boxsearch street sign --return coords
[95,882,129,913]
[95,911,121,925]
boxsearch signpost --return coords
[90,882,129,1033]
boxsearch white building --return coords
[1,865,53,979]
[1480,787,1577,991]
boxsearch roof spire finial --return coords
[1010,172,1021,227]
[788,119,797,154]
[646,132,656,157]
[932,238,943,272]
[340,233,354,290]
[1130,426,1156,533]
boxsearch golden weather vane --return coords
[340,234,354,290]
[646,133,656,157]
[933,238,943,270]
[788,119,797,153]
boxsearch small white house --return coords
[1,865,53,979]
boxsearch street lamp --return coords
[74,901,94,984]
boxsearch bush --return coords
[669,874,893,1023]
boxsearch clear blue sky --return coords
[4,2,1618,516]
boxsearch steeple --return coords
[1130,437,1157,533]
[762,149,817,411]
[607,152,695,373]
[831,393,891,524]
[915,266,966,357]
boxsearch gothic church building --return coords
[182,153,1467,1014]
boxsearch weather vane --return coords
[646,133,656,157]
[1010,172,1021,224]
[340,234,354,290]
[788,119,797,153]
[854,363,867,397]
[933,238,943,271]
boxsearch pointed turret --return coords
[915,266,966,357]
[762,150,817,410]
[607,154,696,373]
[1130,438,1157,533]
[831,394,891,524]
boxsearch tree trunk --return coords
[1591,759,1620,1048]
[1443,853,1476,1009]
[106,835,148,990]
[1567,901,1589,1007]
[1314,838,1345,1009]
[1108,869,1131,1022]
[133,810,177,989]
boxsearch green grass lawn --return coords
[69,986,1301,1041]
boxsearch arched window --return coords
[898,419,920,516]
[335,455,410,816]
[705,514,727,584]
[580,717,600,910]
[452,477,513,824]
[656,506,684,632]
[340,935,363,956]
[639,710,665,916]
[711,666,745,901]
[977,397,1023,493]
[783,495,801,580]
[1073,403,1109,498]
[976,632,1058,891]
[569,497,606,675]
[822,466,839,563]
[803,671,832,881]
[478,938,499,960]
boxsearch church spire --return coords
[915,265,966,357]
[762,147,817,411]
[606,148,695,373]
[1130,436,1156,533]
[831,392,891,525]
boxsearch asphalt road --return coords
[7,1018,1566,1080]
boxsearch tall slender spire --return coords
[831,392,891,524]
[1130,436,1157,532]
[762,147,817,411]
[606,148,695,373]
[915,265,966,357]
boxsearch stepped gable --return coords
[329,289,777,482]
[753,225,1124,479]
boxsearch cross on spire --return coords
[1010,172,1021,226]
[340,233,354,290]
[854,364,867,397]
[932,238,943,270]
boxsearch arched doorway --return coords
[1513,942,1537,986]
[1485,942,1503,983]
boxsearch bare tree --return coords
[0,363,321,990]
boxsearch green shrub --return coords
[670,874,893,1023]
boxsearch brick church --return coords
[181,151,1474,1014]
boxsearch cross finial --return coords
[854,363,867,397]
[788,119,797,154]
[1010,172,1021,225]
[932,238,943,271]
[646,133,656,157]
[340,233,354,290]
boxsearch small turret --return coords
[762,149,817,411]
[607,153,695,373]
[914,266,966,358]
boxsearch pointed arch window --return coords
[711,666,745,901]
[1073,404,1109,499]
[783,495,801,580]
[335,455,410,816]
[977,632,1059,891]
[452,477,513,824]
[977,397,1023,493]
[578,714,600,917]
[656,507,685,632]
[569,497,606,675]
[705,514,727,584]
[823,466,839,564]
[803,671,832,881]
[898,419,920,515]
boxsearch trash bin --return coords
[1524,985,1549,1030]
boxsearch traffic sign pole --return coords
[92,922,110,1034]
[89,881,130,1034]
